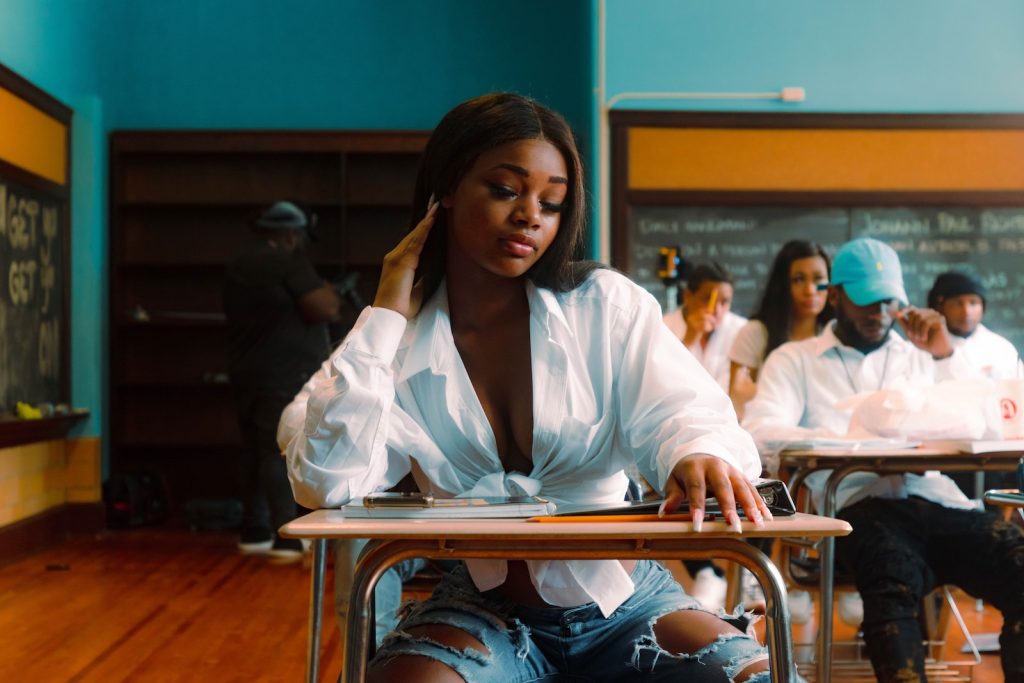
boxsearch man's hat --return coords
[254,201,307,230]
[927,271,987,309]
[830,238,908,306]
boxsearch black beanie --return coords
[927,271,987,309]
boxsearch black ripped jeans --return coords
[836,496,1024,683]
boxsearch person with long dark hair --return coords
[279,93,772,682]
[728,240,833,418]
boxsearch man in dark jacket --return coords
[224,201,340,561]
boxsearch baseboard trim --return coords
[0,502,105,563]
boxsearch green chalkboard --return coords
[0,174,67,412]
[627,205,1024,355]
[850,207,1024,354]
[628,206,848,315]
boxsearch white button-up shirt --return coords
[280,270,759,616]
[950,323,1022,379]
[742,322,977,513]
[662,308,747,390]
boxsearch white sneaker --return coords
[237,526,273,555]
[837,591,864,626]
[690,567,728,611]
[789,590,813,625]
[741,570,766,612]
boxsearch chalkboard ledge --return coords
[0,411,90,450]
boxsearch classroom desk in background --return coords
[281,511,851,683]
[778,442,1024,683]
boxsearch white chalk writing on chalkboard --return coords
[628,205,1024,356]
[0,178,65,409]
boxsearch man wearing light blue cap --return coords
[744,238,1024,683]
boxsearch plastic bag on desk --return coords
[840,379,1002,441]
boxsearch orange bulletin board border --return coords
[629,127,1024,192]
[0,64,71,190]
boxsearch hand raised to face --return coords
[893,305,954,360]
[373,199,439,320]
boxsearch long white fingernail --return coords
[730,514,743,534]
[658,500,668,518]
[692,509,703,533]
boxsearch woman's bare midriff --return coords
[493,559,638,607]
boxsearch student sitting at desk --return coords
[927,270,1023,379]
[662,262,747,392]
[279,92,774,683]
[728,239,833,420]
[725,239,833,619]
[661,262,747,611]
[928,270,1024,497]
[743,238,1024,683]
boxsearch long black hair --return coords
[409,93,599,303]
[750,240,833,357]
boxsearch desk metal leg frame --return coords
[305,539,328,683]
[816,463,864,683]
[302,537,799,683]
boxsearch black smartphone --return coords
[363,492,435,508]
[552,479,796,518]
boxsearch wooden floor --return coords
[0,529,1007,682]
[0,529,342,683]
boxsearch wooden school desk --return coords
[779,442,1024,683]
[280,511,851,683]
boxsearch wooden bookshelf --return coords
[108,131,428,514]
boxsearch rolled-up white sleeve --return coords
[615,291,761,491]
[279,306,426,509]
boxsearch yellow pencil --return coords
[707,288,718,313]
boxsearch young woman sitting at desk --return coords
[728,240,833,420]
[725,240,835,623]
[279,93,773,682]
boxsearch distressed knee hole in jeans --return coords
[630,608,769,681]
[374,601,534,682]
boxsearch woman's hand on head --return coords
[661,454,770,532]
[373,200,439,319]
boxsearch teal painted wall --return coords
[104,0,591,134]
[0,0,103,100]
[0,0,108,440]
[603,0,1024,112]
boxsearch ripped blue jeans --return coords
[371,559,770,682]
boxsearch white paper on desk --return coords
[765,437,920,452]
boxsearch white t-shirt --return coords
[280,270,758,616]
[662,308,748,390]
[728,320,770,371]
[742,322,977,513]
[950,323,1022,379]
